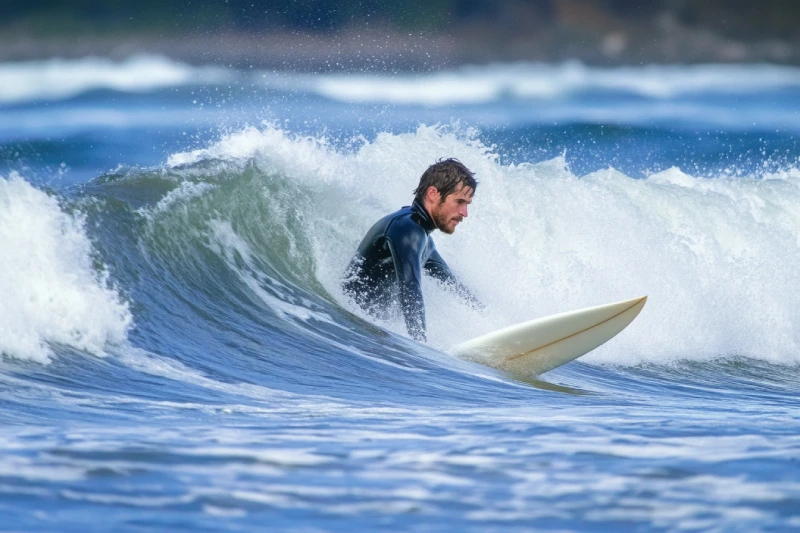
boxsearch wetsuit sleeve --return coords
[425,249,483,308]
[385,224,428,342]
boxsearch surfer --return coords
[342,158,480,342]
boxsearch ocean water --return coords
[2,56,800,531]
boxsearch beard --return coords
[432,206,461,234]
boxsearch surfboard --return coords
[451,296,647,376]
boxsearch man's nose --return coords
[461,205,469,217]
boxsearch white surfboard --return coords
[451,296,647,376]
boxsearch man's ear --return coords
[426,186,441,204]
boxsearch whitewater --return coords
[1,56,800,532]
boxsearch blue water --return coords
[2,57,800,531]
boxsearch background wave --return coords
[5,56,800,106]
[0,55,231,104]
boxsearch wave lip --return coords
[0,55,231,104]
[0,174,132,363]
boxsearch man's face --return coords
[430,183,474,234]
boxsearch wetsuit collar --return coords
[411,200,437,234]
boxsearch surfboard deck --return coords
[450,296,647,376]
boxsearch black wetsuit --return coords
[342,200,476,342]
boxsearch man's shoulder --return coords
[385,206,426,237]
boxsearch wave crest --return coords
[0,174,132,363]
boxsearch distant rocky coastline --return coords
[2,2,799,70]
[2,25,798,71]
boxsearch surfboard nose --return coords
[626,296,647,305]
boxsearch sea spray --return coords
[0,174,132,363]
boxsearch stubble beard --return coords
[433,206,458,235]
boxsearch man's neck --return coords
[412,199,437,233]
[421,200,437,229]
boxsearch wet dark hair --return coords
[413,158,477,204]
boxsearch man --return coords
[342,158,480,342]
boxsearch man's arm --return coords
[424,248,483,308]
[385,223,428,342]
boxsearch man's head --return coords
[413,158,477,234]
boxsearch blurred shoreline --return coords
[2,22,798,71]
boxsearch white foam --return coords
[167,124,800,367]
[138,181,216,218]
[0,174,132,363]
[0,456,85,482]
[0,55,230,104]
[181,446,331,466]
[309,62,800,104]
[203,505,247,517]
[116,347,296,401]
[167,124,348,178]
[426,156,800,366]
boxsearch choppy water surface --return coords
[1,57,800,531]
